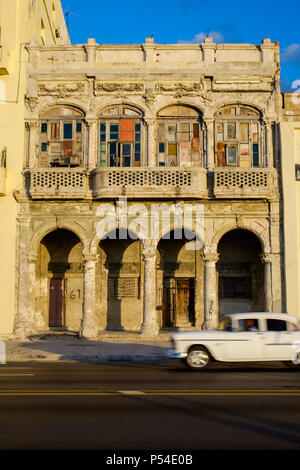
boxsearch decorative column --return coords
[265,121,273,168]
[25,120,39,168]
[145,118,156,167]
[202,252,219,329]
[141,240,159,336]
[15,215,37,338]
[80,253,99,339]
[205,118,215,171]
[261,253,273,312]
[86,118,98,169]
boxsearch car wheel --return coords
[185,346,211,370]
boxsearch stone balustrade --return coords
[213,167,278,199]
[25,166,279,201]
[25,168,90,199]
[92,167,208,199]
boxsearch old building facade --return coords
[0,0,69,336]
[13,36,284,339]
[280,93,300,318]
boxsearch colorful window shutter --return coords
[119,119,135,141]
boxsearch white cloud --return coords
[178,31,225,44]
[281,44,300,63]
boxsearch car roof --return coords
[224,312,300,324]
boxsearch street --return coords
[0,361,300,451]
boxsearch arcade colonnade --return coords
[14,209,281,339]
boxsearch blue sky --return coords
[61,0,300,91]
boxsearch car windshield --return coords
[218,316,232,331]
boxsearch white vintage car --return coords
[168,313,300,370]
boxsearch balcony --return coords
[92,167,208,199]
[25,168,90,199]
[213,168,278,199]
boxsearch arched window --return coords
[99,105,144,167]
[39,106,84,167]
[157,105,205,167]
[215,105,261,168]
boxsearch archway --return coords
[217,229,264,316]
[98,229,142,331]
[37,229,83,331]
[157,229,203,328]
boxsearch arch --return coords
[210,223,267,254]
[99,228,142,331]
[90,226,143,253]
[157,103,203,118]
[158,225,204,250]
[157,229,200,328]
[39,103,86,119]
[213,102,263,119]
[217,228,265,315]
[38,228,84,331]
[97,102,145,118]
[28,221,88,259]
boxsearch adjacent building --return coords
[12,35,284,339]
[0,0,69,336]
[280,93,300,318]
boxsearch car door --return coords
[263,319,295,360]
[223,318,265,361]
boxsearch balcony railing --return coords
[24,166,278,201]
[92,167,208,198]
[213,168,278,198]
[25,168,90,199]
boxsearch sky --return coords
[61,0,300,92]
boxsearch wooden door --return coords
[162,278,195,327]
[49,278,64,327]
[175,278,195,326]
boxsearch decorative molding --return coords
[38,82,86,97]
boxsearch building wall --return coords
[9,35,285,338]
[0,0,69,336]
[280,94,300,317]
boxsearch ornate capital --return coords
[260,253,272,264]
[142,239,157,260]
[202,252,219,263]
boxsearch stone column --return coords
[80,253,99,339]
[205,119,215,171]
[261,253,273,312]
[265,121,273,168]
[141,240,159,336]
[145,118,156,167]
[202,252,219,329]
[15,238,37,340]
[25,120,39,168]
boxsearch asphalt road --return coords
[0,360,300,452]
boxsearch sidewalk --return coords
[1,332,172,363]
